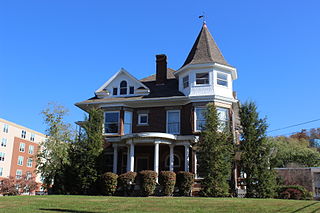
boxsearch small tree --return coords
[240,101,276,198]
[0,176,18,196]
[198,103,234,197]
[36,103,72,194]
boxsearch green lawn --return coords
[0,195,319,213]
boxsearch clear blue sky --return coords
[1,0,319,136]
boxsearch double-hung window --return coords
[21,130,26,139]
[113,88,118,96]
[120,81,127,95]
[3,124,8,133]
[138,114,148,125]
[195,107,206,131]
[27,158,33,167]
[183,75,189,88]
[124,111,133,134]
[1,138,7,147]
[30,133,35,142]
[196,73,209,85]
[28,145,34,154]
[167,110,180,134]
[217,108,229,131]
[16,170,22,179]
[104,112,120,134]
[0,152,5,161]
[17,156,24,166]
[19,143,25,152]
[217,72,228,87]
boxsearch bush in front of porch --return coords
[139,170,158,196]
[159,171,176,196]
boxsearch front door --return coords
[136,156,149,172]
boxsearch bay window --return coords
[196,73,209,85]
[217,72,228,87]
[104,112,120,134]
[195,107,206,131]
[124,111,133,134]
[217,107,229,131]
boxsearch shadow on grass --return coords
[39,208,98,213]
[291,202,318,213]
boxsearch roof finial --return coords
[198,12,206,25]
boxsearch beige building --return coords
[0,118,46,190]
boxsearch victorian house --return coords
[76,23,240,187]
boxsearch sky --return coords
[0,0,320,136]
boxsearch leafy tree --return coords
[290,129,309,140]
[0,176,18,195]
[198,103,234,197]
[240,101,276,198]
[269,136,320,168]
[36,103,72,193]
[66,107,104,194]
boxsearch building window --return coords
[19,143,25,152]
[104,112,120,134]
[21,130,26,139]
[0,152,5,161]
[28,145,34,154]
[17,156,24,166]
[26,171,32,180]
[138,114,148,125]
[16,170,22,179]
[217,72,228,87]
[3,124,9,133]
[196,73,209,85]
[165,154,181,169]
[129,86,134,94]
[124,111,133,134]
[0,167,3,176]
[27,158,33,167]
[183,75,189,88]
[217,107,229,131]
[167,110,180,134]
[195,107,206,131]
[120,81,127,95]
[113,87,118,96]
[30,133,35,142]
[1,138,7,147]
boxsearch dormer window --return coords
[120,81,127,95]
[196,73,209,85]
[217,72,228,87]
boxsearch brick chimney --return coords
[156,54,167,85]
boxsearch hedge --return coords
[139,170,158,196]
[159,171,176,196]
[276,185,312,200]
[176,171,194,196]
[117,171,137,196]
[100,172,118,196]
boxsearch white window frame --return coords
[17,156,24,166]
[182,75,189,89]
[124,111,133,134]
[120,80,128,95]
[30,133,35,142]
[112,87,118,96]
[104,111,120,135]
[19,143,25,152]
[195,72,210,85]
[16,169,22,179]
[217,107,229,131]
[28,145,34,154]
[21,130,26,139]
[3,124,9,133]
[0,152,5,161]
[166,110,180,134]
[27,158,33,167]
[216,72,228,87]
[194,107,206,132]
[1,138,7,147]
[138,113,148,125]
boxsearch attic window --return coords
[113,88,118,96]
[196,73,209,85]
[129,86,134,94]
[120,81,127,95]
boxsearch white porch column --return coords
[129,143,135,172]
[184,144,190,172]
[154,143,160,174]
[113,144,118,174]
[169,144,174,172]
[194,152,197,178]
[126,146,130,172]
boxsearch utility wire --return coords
[267,118,320,133]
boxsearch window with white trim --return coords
[17,156,24,166]
[124,111,133,134]
[217,107,229,131]
[0,167,3,176]
[16,170,22,179]
[28,145,34,154]
[120,81,128,95]
[0,152,5,161]
[104,112,120,134]
[3,124,9,133]
[30,133,35,142]
[183,75,189,88]
[167,110,180,134]
[129,86,134,94]
[138,114,148,125]
[1,138,7,147]
[217,72,228,87]
[195,107,206,131]
[27,158,33,167]
[21,130,26,139]
[196,73,209,85]
[19,143,25,152]
[113,88,118,96]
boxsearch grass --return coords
[0,195,320,213]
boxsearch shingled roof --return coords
[181,23,229,68]
[140,68,176,82]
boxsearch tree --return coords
[290,129,309,140]
[36,103,72,194]
[66,107,104,194]
[239,101,276,198]
[0,176,18,195]
[198,103,234,197]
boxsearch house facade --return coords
[76,23,241,188]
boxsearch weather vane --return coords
[199,12,206,24]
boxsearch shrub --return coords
[276,185,312,200]
[139,170,158,196]
[117,172,137,196]
[159,171,176,196]
[176,171,194,196]
[100,172,118,196]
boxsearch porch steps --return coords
[192,180,202,196]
